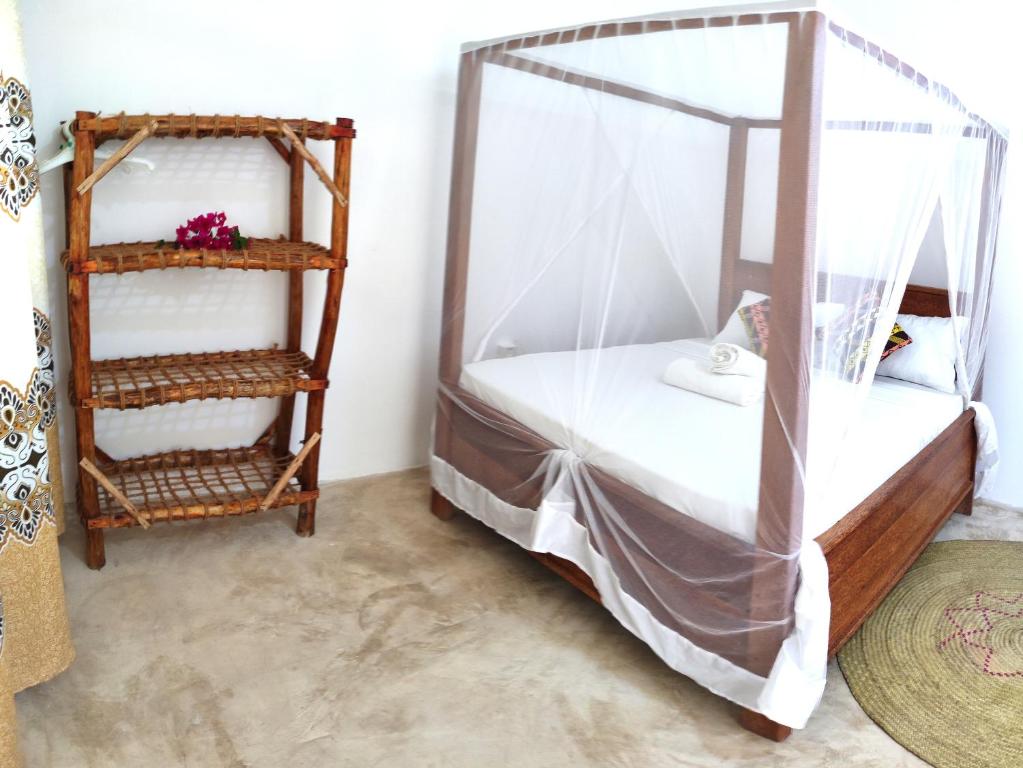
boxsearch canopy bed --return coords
[429,2,1008,740]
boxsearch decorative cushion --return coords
[876,314,961,394]
[818,291,882,382]
[817,294,915,382]
[880,323,913,361]
[714,290,769,351]
[737,298,770,357]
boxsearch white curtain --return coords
[0,3,74,765]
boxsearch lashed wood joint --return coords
[280,124,348,207]
[76,120,159,195]
[255,418,279,446]
[260,432,321,511]
[267,136,292,164]
[79,458,151,529]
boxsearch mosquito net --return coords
[431,5,1007,727]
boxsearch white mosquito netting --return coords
[431,4,1007,728]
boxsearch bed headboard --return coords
[899,284,952,317]
[718,258,954,330]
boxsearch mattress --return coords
[458,339,964,543]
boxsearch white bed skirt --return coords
[431,455,831,728]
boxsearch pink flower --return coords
[173,211,247,251]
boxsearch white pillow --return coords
[714,290,769,350]
[875,313,959,394]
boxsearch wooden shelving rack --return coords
[63,112,355,569]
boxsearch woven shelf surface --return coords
[64,239,340,274]
[89,445,318,527]
[77,113,354,142]
[85,348,322,409]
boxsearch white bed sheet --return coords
[459,339,964,543]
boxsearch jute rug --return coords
[838,540,1023,768]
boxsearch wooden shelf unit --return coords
[64,111,354,569]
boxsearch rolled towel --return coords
[709,342,766,377]
[663,357,764,406]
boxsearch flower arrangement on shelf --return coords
[157,211,249,251]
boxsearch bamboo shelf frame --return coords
[63,238,341,274]
[78,113,355,142]
[86,444,320,529]
[83,348,321,410]
[64,111,355,569]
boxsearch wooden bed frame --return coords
[430,285,976,742]
[431,10,1006,742]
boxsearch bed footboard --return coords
[431,388,977,738]
[817,409,977,655]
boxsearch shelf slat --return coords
[83,348,324,410]
[77,114,355,142]
[86,444,319,528]
[64,238,342,274]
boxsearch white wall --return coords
[17,0,1022,504]
[20,0,734,493]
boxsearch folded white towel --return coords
[663,357,764,406]
[709,342,766,377]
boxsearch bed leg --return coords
[430,488,456,521]
[738,708,791,742]
[953,490,974,516]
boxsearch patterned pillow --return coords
[881,323,913,361]
[817,292,911,381]
[737,298,770,357]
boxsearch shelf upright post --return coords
[67,110,105,569]
[296,118,352,536]
[274,134,306,458]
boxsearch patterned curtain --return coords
[0,2,73,765]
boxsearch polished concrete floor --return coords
[16,469,1021,767]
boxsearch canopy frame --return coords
[434,7,1006,740]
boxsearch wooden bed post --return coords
[718,120,749,330]
[67,111,104,569]
[433,50,484,470]
[296,119,352,536]
[964,132,1008,402]
[275,134,306,458]
[739,12,825,741]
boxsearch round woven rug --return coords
[838,540,1023,768]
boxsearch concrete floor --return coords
[16,469,1021,767]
